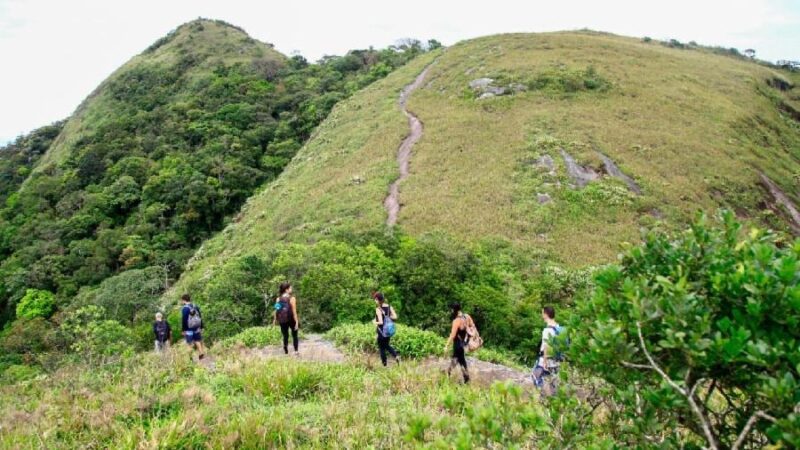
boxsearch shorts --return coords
[185,330,202,344]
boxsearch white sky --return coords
[1,0,798,145]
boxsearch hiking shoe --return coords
[199,354,205,360]
[395,356,401,364]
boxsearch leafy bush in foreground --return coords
[571,211,800,448]
[15,288,55,320]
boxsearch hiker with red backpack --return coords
[373,292,400,366]
[273,282,300,356]
[443,303,482,384]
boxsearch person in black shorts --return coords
[273,282,300,355]
[443,303,472,383]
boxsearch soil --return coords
[384,64,434,226]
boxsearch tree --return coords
[571,212,799,448]
[16,288,56,319]
[744,48,756,59]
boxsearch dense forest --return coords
[0,20,438,330]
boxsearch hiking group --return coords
[152,282,565,391]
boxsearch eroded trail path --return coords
[384,65,434,226]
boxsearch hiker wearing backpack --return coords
[373,292,400,366]
[181,294,206,360]
[153,312,172,352]
[532,306,563,395]
[443,303,477,384]
[272,282,300,355]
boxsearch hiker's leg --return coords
[455,345,469,383]
[280,323,290,354]
[155,341,160,352]
[385,337,398,359]
[377,335,388,366]
[291,326,299,352]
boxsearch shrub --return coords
[1,364,41,384]
[0,317,54,354]
[570,211,800,448]
[15,289,55,320]
[218,326,295,348]
[61,305,135,359]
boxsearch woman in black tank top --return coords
[373,292,399,366]
[444,302,471,383]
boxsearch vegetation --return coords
[569,211,800,448]
[0,121,64,204]
[0,20,433,344]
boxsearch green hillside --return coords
[174,31,800,279]
[0,19,431,327]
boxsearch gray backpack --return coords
[187,304,202,329]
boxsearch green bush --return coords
[325,322,520,366]
[218,326,298,348]
[1,364,42,384]
[60,305,135,359]
[0,317,55,354]
[570,211,800,448]
[15,289,55,320]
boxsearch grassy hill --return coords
[173,31,800,292]
[0,18,431,327]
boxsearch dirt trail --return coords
[249,334,347,363]
[384,64,434,226]
[420,357,533,386]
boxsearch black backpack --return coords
[275,294,292,324]
[155,321,169,342]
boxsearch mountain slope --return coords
[0,18,431,326]
[171,31,800,303]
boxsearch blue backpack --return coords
[381,308,396,338]
[548,325,569,362]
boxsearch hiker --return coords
[153,312,172,352]
[273,282,300,355]
[181,294,206,360]
[373,292,400,366]
[443,303,473,384]
[532,306,562,395]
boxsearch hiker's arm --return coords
[181,308,188,333]
[389,306,397,320]
[153,322,158,337]
[291,297,299,329]
[375,307,383,326]
[444,320,459,350]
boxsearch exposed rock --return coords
[560,149,599,188]
[510,83,527,93]
[759,173,800,232]
[469,77,494,90]
[535,155,555,171]
[598,152,641,194]
[537,193,552,204]
[478,92,496,100]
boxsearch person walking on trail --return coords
[373,292,400,366]
[273,282,300,356]
[444,303,473,384]
[181,294,206,360]
[532,306,562,395]
[153,312,172,353]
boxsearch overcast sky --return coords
[1,0,798,145]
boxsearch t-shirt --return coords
[537,324,560,369]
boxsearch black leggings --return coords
[377,334,398,366]
[449,340,470,383]
[280,322,299,354]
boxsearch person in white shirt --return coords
[532,306,561,394]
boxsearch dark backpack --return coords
[275,295,292,324]
[155,321,169,341]
[187,304,202,329]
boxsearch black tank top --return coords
[456,314,468,342]
[376,305,390,332]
